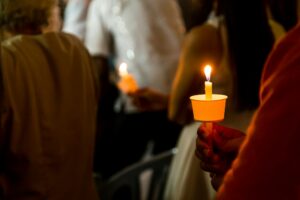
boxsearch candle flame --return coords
[119,62,128,77]
[204,65,212,81]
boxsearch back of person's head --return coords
[219,0,275,110]
[179,0,213,31]
[0,0,58,34]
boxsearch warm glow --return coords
[204,65,212,81]
[117,62,138,93]
[119,62,128,77]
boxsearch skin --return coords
[128,88,169,112]
[168,24,223,125]
[42,4,62,33]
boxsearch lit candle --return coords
[204,65,213,131]
[190,64,227,124]
[118,62,138,93]
[204,65,212,100]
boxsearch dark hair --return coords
[178,0,213,31]
[0,0,56,33]
[58,0,66,20]
[268,0,298,31]
[220,0,275,110]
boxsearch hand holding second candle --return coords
[129,88,169,112]
[117,62,169,111]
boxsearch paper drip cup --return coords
[190,94,228,122]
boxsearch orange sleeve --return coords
[217,26,300,200]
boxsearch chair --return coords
[100,148,177,200]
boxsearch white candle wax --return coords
[204,65,213,100]
[205,81,212,100]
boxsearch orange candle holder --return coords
[190,94,227,122]
[117,75,138,94]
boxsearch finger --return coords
[214,124,245,138]
[198,155,230,174]
[212,133,245,153]
[195,148,214,163]
[197,126,211,142]
[211,153,221,163]
[131,97,141,107]
[200,161,228,174]
[200,161,215,172]
[199,161,225,173]
[222,137,245,152]
[196,137,211,149]
[211,173,224,190]
[195,148,207,161]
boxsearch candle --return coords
[118,62,138,93]
[204,65,213,131]
[190,64,227,123]
[204,65,212,100]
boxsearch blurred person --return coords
[177,0,213,31]
[196,22,300,199]
[58,0,67,22]
[62,0,91,40]
[63,0,119,175]
[169,0,276,128]
[0,0,99,199]
[85,0,185,179]
[133,0,285,199]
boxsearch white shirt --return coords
[63,0,90,40]
[85,0,185,113]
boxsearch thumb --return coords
[212,125,245,153]
[221,136,245,152]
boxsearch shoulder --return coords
[262,24,300,81]
[186,24,219,44]
[268,19,286,42]
[185,24,220,48]
[54,32,81,41]
[261,24,300,99]
[183,24,221,57]
[44,32,87,50]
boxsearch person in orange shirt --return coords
[196,23,300,199]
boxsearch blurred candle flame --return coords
[204,65,212,81]
[119,62,128,77]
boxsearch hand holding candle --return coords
[190,64,228,169]
[117,62,138,94]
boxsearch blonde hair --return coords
[0,0,57,32]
